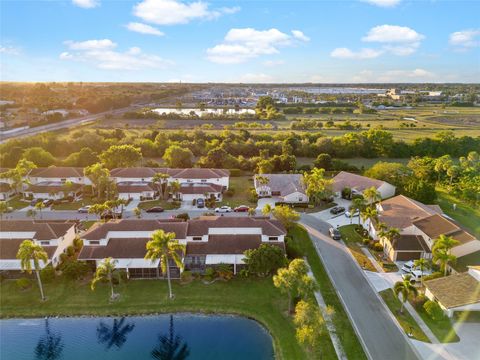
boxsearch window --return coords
[40,241,50,245]
[298,197,303,202]
[201,179,207,182]
[268,237,278,241]
[192,236,202,241]
[89,240,100,245]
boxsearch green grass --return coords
[138,198,180,210]
[6,195,29,210]
[217,176,257,208]
[80,220,97,230]
[51,198,97,210]
[0,277,307,360]
[411,300,460,343]
[379,289,430,343]
[338,225,378,272]
[436,187,480,238]
[289,224,368,360]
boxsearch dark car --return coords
[146,206,164,213]
[196,198,205,208]
[329,228,341,240]
[234,205,250,212]
[42,199,54,207]
[330,206,346,215]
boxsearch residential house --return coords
[0,220,76,276]
[78,216,286,279]
[424,266,480,317]
[24,167,90,200]
[370,195,480,262]
[331,171,396,201]
[254,174,308,204]
[0,168,14,200]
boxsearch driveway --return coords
[256,197,281,210]
[300,214,419,360]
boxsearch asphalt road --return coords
[300,214,420,360]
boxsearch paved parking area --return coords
[256,197,281,210]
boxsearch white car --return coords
[345,209,359,218]
[402,270,428,283]
[215,206,232,213]
[78,205,92,213]
[401,260,416,273]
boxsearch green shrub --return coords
[176,213,190,221]
[424,300,445,321]
[181,270,193,282]
[204,267,215,280]
[224,188,235,197]
[62,260,91,280]
[228,169,242,177]
[73,237,83,251]
[40,265,55,283]
[66,245,75,257]
[423,272,443,282]
[285,236,303,259]
[373,243,384,252]
[15,277,32,290]
[215,263,234,280]
[362,239,370,245]
[411,294,427,309]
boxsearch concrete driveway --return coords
[300,214,419,360]
[256,197,281,210]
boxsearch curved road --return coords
[300,214,420,360]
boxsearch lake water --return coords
[153,108,255,116]
[0,314,274,360]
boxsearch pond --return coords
[0,314,274,360]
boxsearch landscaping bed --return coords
[338,225,377,272]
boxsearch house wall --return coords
[282,191,308,204]
[378,183,396,199]
[118,191,155,200]
[51,225,76,266]
[29,176,90,185]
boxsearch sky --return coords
[1,0,479,83]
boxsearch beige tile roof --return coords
[254,174,306,196]
[110,167,229,179]
[187,235,285,255]
[0,238,56,260]
[0,220,74,240]
[332,171,391,193]
[29,167,84,178]
[187,216,286,237]
[425,273,480,309]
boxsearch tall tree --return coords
[293,300,326,353]
[304,168,334,206]
[272,205,300,229]
[163,145,193,168]
[360,206,378,229]
[17,239,48,301]
[362,186,381,204]
[393,275,418,314]
[84,163,110,199]
[433,248,457,276]
[145,230,185,299]
[413,258,431,286]
[91,257,120,300]
[0,201,8,220]
[99,145,142,169]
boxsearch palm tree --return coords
[350,197,366,225]
[35,201,46,219]
[91,257,120,300]
[145,230,185,300]
[262,203,272,216]
[255,175,270,194]
[363,186,381,204]
[247,207,256,216]
[153,173,170,199]
[0,201,8,220]
[151,315,190,360]
[432,234,459,255]
[89,203,108,222]
[360,206,378,229]
[16,239,48,301]
[27,208,38,220]
[134,207,142,219]
[34,318,64,360]
[383,227,400,248]
[170,181,181,201]
[62,180,74,199]
[413,258,431,286]
[96,317,135,350]
[393,275,418,314]
[433,248,457,276]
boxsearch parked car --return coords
[345,209,360,218]
[401,260,416,273]
[78,205,92,213]
[215,206,232,213]
[42,199,54,207]
[330,206,345,215]
[329,228,341,240]
[196,198,205,208]
[402,270,425,284]
[146,206,164,213]
[234,205,249,212]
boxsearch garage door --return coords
[396,251,422,261]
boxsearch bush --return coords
[204,267,215,281]
[61,260,91,280]
[341,187,352,200]
[424,300,445,321]
[285,236,303,259]
[15,277,32,290]
[423,272,443,282]
[40,265,55,283]
[228,168,242,177]
[175,213,190,221]
[181,270,193,282]
[73,237,83,251]
[373,243,384,252]
[215,263,234,280]
[66,245,75,257]
[362,239,370,245]
[411,294,427,309]
[224,188,235,197]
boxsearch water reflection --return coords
[96,317,135,350]
[34,319,64,360]
[151,315,190,360]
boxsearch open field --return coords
[290,224,368,359]
[0,277,314,360]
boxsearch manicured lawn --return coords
[6,195,29,210]
[338,225,378,272]
[411,299,460,343]
[80,220,97,230]
[379,289,430,343]
[289,224,368,360]
[0,277,308,360]
[217,176,257,208]
[436,187,480,238]
[51,197,97,210]
[138,198,180,210]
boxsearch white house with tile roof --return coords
[254,174,308,204]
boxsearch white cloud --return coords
[362,25,424,43]
[361,0,401,7]
[133,0,239,26]
[449,29,480,49]
[206,28,309,64]
[0,45,20,55]
[126,22,164,36]
[60,39,172,70]
[72,0,99,9]
[353,68,435,82]
[292,30,310,42]
[64,39,116,50]
[331,47,383,59]
[263,59,285,67]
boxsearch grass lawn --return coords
[6,195,29,210]
[0,277,309,360]
[410,299,460,343]
[338,225,377,272]
[138,198,180,210]
[379,289,430,343]
[289,224,368,360]
[217,176,257,208]
[51,197,97,210]
[436,187,480,238]
[80,220,97,230]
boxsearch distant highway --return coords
[0,105,144,143]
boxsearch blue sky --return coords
[1,0,479,83]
